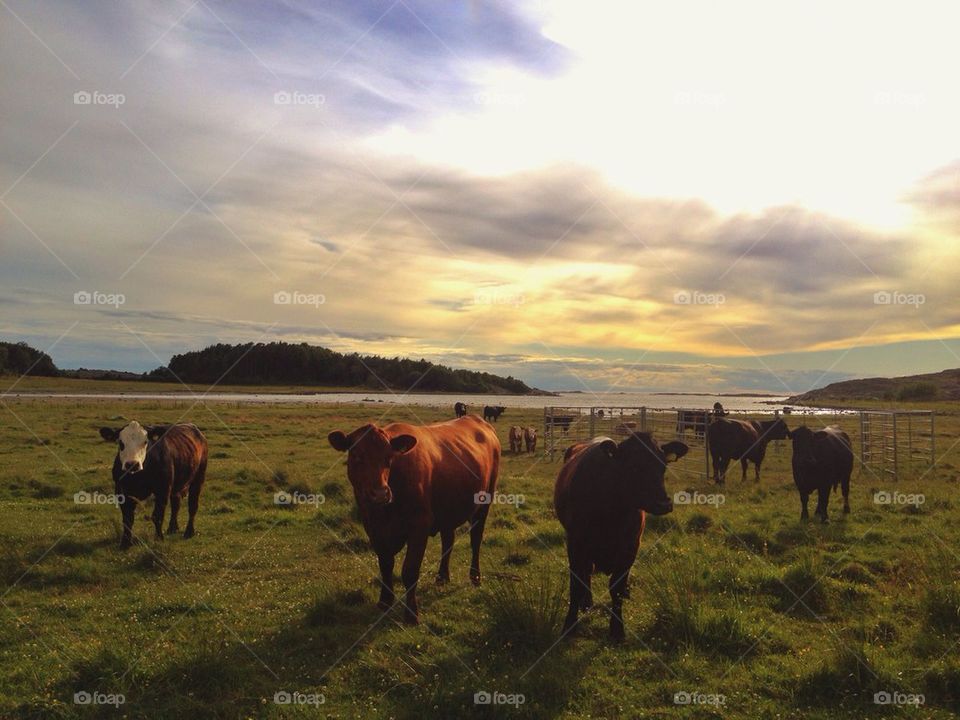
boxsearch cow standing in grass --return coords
[524,427,537,453]
[98,422,208,549]
[509,426,523,453]
[483,405,506,422]
[707,418,790,484]
[789,425,853,522]
[328,415,500,624]
[555,433,688,640]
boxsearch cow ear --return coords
[598,438,617,456]
[99,427,119,442]
[146,426,167,443]
[390,434,418,454]
[661,440,689,463]
[328,431,351,452]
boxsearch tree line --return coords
[0,342,58,376]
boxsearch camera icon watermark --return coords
[474,491,525,507]
[474,690,524,706]
[74,290,125,308]
[673,290,725,307]
[873,290,925,308]
[274,490,325,507]
[674,690,725,706]
[674,490,725,507]
[73,690,125,706]
[74,490,124,506]
[873,490,925,507]
[473,90,524,107]
[273,690,325,706]
[874,690,924,706]
[273,290,325,308]
[73,90,125,108]
[473,289,525,307]
[274,91,325,108]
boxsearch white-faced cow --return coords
[98,422,208,549]
[555,433,688,640]
[508,426,524,453]
[789,425,853,522]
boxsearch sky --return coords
[2,0,960,393]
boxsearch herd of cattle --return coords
[94,403,855,639]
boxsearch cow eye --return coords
[119,441,125,451]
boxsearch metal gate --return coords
[859,410,935,481]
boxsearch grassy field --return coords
[1,395,960,719]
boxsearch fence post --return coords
[892,413,899,482]
[589,408,595,441]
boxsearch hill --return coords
[786,368,960,404]
[0,341,58,377]
[156,341,545,394]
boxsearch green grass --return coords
[1,395,960,718]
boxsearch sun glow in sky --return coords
[2,0,960,392]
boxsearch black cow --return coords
[789,425,853,522]
[555,433,688,640]
[99,421,208,549]
[547,415,575,433]
[707,418,790,484]
[454,401,467,418]
[676,409,709,439]
[483,405,506,422]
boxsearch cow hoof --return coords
[119,541,132,551]
[377,599,394,611]
[609,628,626,643]
[435,574,450,586]
[167,526,179,534]
[843,506,850,514]
[183,528,195,539]
[470,574,481,587]
[403,614,420,625]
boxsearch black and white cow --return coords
[98,421,208,549]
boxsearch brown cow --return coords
[524,426,537,453]
[707,418,790,484]
[555,433,688,640]
[508,425,524,454]
[98,421,208,549]
[328,415,500,624]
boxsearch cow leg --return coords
[799,492,810,521]
[183,482,202,539]
[436,527,454,585]
[377,552,395,610]
[119,498,136,549]
[580,571,594,611]
[815,488,829,523]
[754,460,762,482]
[562,548,590,636]
[841,474,851,514]
[469,506,491,586]
[608,571,629,641]
[167,493,181,534]
[740,458,748,482]
[151,490,168,541]
[401,535,428,624]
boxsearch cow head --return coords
[328,424,417,505]
[612,433,688,515]
[762,419,791,441]
[789,426,818,466]
[99,421,163,473]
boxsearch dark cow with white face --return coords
[98,421,208,549]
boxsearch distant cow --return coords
[483,405,506,422]
[524,426,538,453]
[790,425,853,522]
[546,415,575,434]
[508,426,523,453]
[454,402,467,418]
[707,418,790,484]
[555,433,688,640]
[98,421,208,549]
[328,415,500,624]
[676,410,709,439]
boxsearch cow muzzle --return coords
[123,461,143,473]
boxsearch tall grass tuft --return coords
[484,571,565,653]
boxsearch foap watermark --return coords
[473,90,524,107]
[73,90,125,108]
[474,289,525,307]
[273,690,325,707]
[674,490,725,507]
[274,91,325,108]
[674,290,725,307]
[674,690,725,707]
[74,691,125,707]
[274,290,325,308]
[874,490,925,508]
[874,690,924,706]
[274,490,325,508]
[474,690,525,707]
[874,91,925,108]
[674,90,726,108]
[474,490,525,507]
[74,490,124,507]
[873,290,925,308]
[74,290,125,308]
